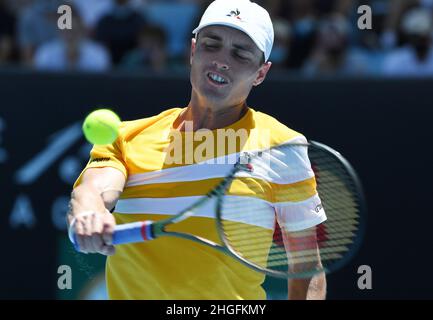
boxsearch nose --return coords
[213,60,229,71]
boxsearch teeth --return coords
[208,73,226,84]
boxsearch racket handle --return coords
[70,221,154,252]
[112,221,154,245]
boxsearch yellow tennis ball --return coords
[82,109,121,145]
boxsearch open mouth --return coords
[207,72,228,85]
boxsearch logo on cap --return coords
[227,9,241,20]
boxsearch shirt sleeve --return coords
[271,136,327,232]
[73,137,127,189]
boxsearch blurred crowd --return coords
[1,0,433,77]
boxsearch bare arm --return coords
[281,227,327,300]
[67,167,126,255]
[288,271,327,300]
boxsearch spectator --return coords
[382,7,433,76]
[0,0,16,65]
[326,0,356,17]
[268,18,291,69]
[3,0,35,14]
[143,1,199,63]
[285,0,318,69]
[303,14,372,76]
[95,0,146,65]
[16,0,62,66]
[70,0,113,31]
[121,25,167,72]
[34,9,111,72]
[380,0,419,50]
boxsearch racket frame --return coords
[214,140,367,278]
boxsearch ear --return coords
[253,62,272,87]
[190,38,197,65]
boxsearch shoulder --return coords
[82,40,110,63]
[118,108,182,141]
[248,110,313,184]
[83,39,108,52]
[383,46,412,65]
[382,47,415,75]
[34,40,63,65]
[250,109,307,146]
[36,40,62,53]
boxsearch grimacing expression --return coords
[190,25,270,107]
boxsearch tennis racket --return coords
[70,140,366,279]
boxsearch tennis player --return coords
[67,0,327,300]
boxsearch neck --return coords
[175,93,248,131]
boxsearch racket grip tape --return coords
[112,221,154,245]
[70,221,154,251]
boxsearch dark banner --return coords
[0,70,431,299]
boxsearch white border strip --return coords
[115,196,276,230]
[126,136,312,187]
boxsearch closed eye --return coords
[203,43,219,50]
[234,52,249,61]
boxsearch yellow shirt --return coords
[74,107,326,299]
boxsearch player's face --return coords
[190,26,271,108]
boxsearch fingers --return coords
[102,212,116,246]
[81,214,95,252]
[100,244,116,256]
[100,212,116,255]
[73,217,87,253]
[89,213,104,252]
[72,211,116,256]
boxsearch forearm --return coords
[306,272,326,300]
[288,272,327,300]
[67,184,108,224]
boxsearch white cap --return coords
[192,0,274,62]
[401,8,433,35]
